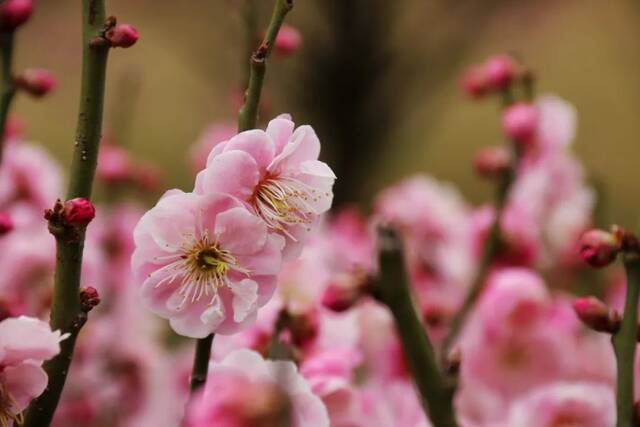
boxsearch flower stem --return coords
[613,255,640,427]
[190,334,215,393]
[441,161,514,357]
[237,0,293,132]
[23,2,110,426]
[375,229,458,427]
[0,30,14,163]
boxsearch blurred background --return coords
[11,0,640,225]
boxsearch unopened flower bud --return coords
[460,65,488,99]
[484,54,516,90]
[573,296,620,333]
[105,24,139,48]
[80,286,100,313]
[286,310,318,349]
[444,347,461,376]
[579,229,621,268]
[501,103,538,144]
[15,68,56,98]
[473,146,511,178]
[63,198,96,226]
[273,25,301,57]
[321,283,360,312]
[0,212,13,235]
[0,0,32,31]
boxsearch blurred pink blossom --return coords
[185,349,329,427]
[505,382,614,427]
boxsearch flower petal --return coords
[215,207,267,255]
[2,362,48,412]
[231,279,259,323]
[0,317,62,366]
[266,116,295,154]
[269,125,320,174]
[195,150,260,201]
[224,130,275,172]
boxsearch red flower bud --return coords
[0,0,32,31]
[484,54,516,90]
[15,68,56,98]
[501,103,538,144]
[63,198,96,226]
[80,286,100,313]
[473,146,511,178]
[105,24,139,48]
[0,212,13,235]
[321,283,360,313]
[460,65,488,99]
[579,229,621,268]
[573,296,620,333]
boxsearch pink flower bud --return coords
[460,65,488,99]
[15,68,56,98]
[573,296,620,333]
[579,229,621,268]
[63,198,96,226]
[321,283,360,312]
[501,103,538,144]
[484,54,516,90]
[105,24,139,48]
[0,212,13,235]
[0,0,32,31]
[473,146,511,178]
[273,25,301,57]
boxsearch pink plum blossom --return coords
[505,382,614,427]
[132,190,284,338]
[460,268,573,397]
[195,115,335,260]
[0,141,62,213]
[188,122,236,173]
[301,348,362,426]
[0,316,64,426]
[185,349,329,427]
[501,95,595,268]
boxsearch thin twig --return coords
[613,255,640,427]
[23,1,111,426]
[190,334,215,393]
[237,0,293,132]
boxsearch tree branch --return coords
[375,228,458,427]
[613,255,640,427]
[237,0,293,132]
[23,1,111,425]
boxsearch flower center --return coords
[252,175,324,239]
[154,232,250,310]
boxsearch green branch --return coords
[237,0,293,132]
[23,1,110,426]
[613,255,640,427]
[375,229,458,427]
[0,30,14,163]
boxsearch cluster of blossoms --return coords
[0,2,632,420]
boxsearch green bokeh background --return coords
[12,0,640,226]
